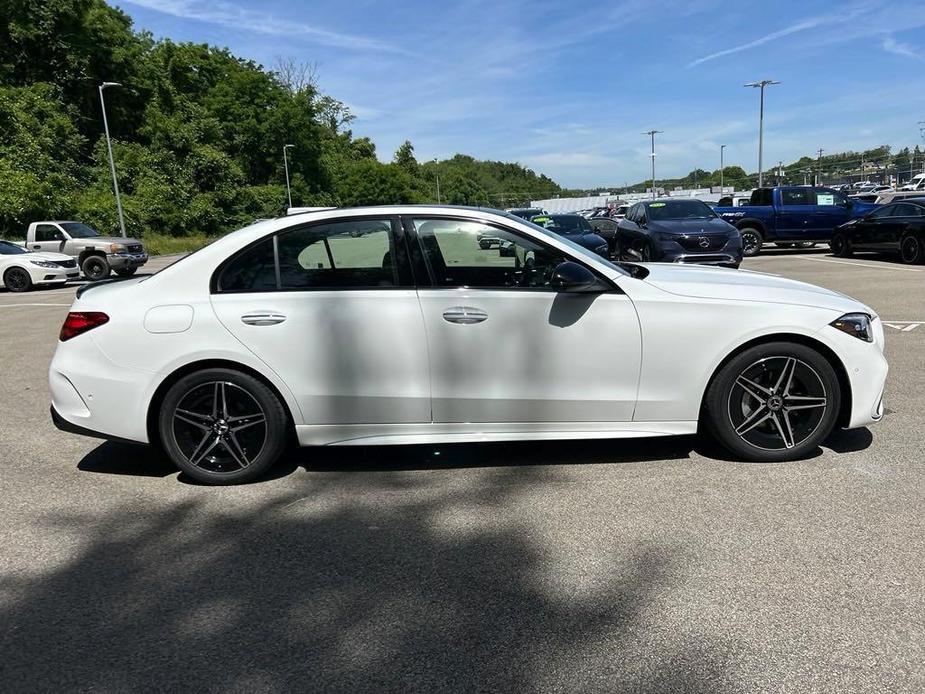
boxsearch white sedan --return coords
[0,240,79,291]
[49,206,888,484]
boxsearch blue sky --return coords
[116,0,925,188]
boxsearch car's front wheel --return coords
[900,232,923,264]
[81,255,111,281]
[704,342,841,462]
[830,232,852,257]
[3,267,33,292]
[739,228,763,257]
[115,267,138,277]
[157,368,289,484]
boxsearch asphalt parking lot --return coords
[1,250,922,692]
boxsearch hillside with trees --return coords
[0,0,562,240]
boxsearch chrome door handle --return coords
[241,312,286,326]
[442,306,488,324]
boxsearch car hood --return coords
[22,251,73,262]
[640,263,873,315]
[85,236,144,245]
[648,218,735,235]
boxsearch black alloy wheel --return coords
[158,368,288,484]
[740,228,763,257]
[82,255,110,281]
[830,232,852,257]
[900,233,923,264]
[4,267,32,292]
[705,342,840,462]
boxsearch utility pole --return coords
[433,158,441,204]
[816,148,824,186]
[282,144,294,209]
[643,130,662,199]
[744,79,780,187]
[98,82,126,237]
[719,144,726,191]
[778,161,784,185]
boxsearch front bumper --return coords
[819,322,889,429]
[34,267,80,284]
[107,252,148,270]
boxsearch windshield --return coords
[499,212,628,277]
[531,215,592,234]
[60,222,101,238]
[0,241,27,255]
[647,200,716,220]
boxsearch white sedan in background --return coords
[0,240,79,292]
[49,206,888,484]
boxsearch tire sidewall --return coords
[157,368,289,484]
[705,342,841,462]
[82,255,110,281]
[830,232,851,257]
[4,267,32,292]
[740,228,763,257]
[900,234,922,264]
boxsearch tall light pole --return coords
[282,144,294,209]
[99,82,126,238]
[433,158,441,204]
[816,148,824,186]
[643,130,662,199]
[720,144,726,191]
[744,79,780,188]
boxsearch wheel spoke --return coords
[174,412,210,430]
[785,396,827,411]
[176,408,212,422]
[774,357,796,395]
[736,375,771,401]
[188,432,218,465]
[211,382,221,420]
[220,382,230,419]
[771,412,795,449]
[223,432,250,468]
[735,406,771,436]
[230,415,266,433]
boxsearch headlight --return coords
[30,260,58,269]
[109,243,126,253]
[830,313,873,342]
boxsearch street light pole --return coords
[283,144,294,209]
[99,82,126,238]
[720,144,726,191]
[433,158,441,204]
[643,130,662,199]
[744,79,780,188]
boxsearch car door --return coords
[887,203,922,250]
[408,215,641,424]
[31,224,66,253]
[810,188,851,237]
[210,216,431,426]
[856,204,899,250]
[776,188,815,239]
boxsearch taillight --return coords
[59,312,109,341]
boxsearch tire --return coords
[81,255,111,281]
[640,243,652,262]
[3,267,33,293]
[157,368,289,485]
[704,342,841,462]
[899,233,924,265]
[830,232,852,257]
[114,267,138,277]
[739,227,763,257]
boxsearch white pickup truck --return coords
[23,221,148,280]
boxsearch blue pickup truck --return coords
[712,186,877,257]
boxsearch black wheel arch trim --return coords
[699,333,853,429]
[735,219,767,235]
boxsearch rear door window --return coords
[781,189,814,206]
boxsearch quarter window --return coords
[892,203,924,217]
[414,218,571,289]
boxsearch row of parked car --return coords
[509,184,925,267]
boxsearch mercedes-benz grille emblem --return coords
[698,236,710,249]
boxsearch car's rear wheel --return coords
[830,232,852,257]
[81,255,110,281]
[739,227,763,257]
[3,267,32,292]
[900,233,923,264]
[158,368,289,484]
[704,342,841,462]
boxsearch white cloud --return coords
[882,35,920,59]
[687,16,833,68]
[122,0,412,55]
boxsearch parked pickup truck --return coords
[711,186,876,257]
[23,221,147,280]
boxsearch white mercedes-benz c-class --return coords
[49,206,888,484]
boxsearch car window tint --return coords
[414,218,569,290]
[277,219,397,289]
[35,224,61,242]
[893,203,922,217]
[781,189,814,206]
[868,205,895,219]
[218,238,278,291]
[813,189,842,206]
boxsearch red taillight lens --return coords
[59,312,109,342]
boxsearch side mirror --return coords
[549,261,601,293]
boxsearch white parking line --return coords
[790,256,923,272]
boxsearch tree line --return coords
[0,0,562,238]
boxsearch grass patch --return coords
[141,233,215,256]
